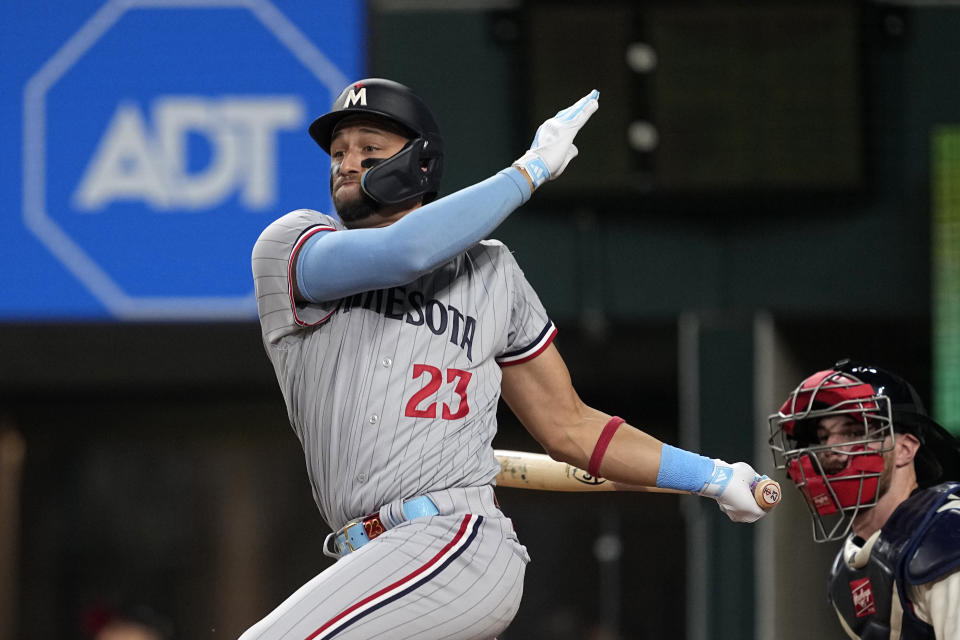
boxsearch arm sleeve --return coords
[297,167,532,302]
[251,209,341,342]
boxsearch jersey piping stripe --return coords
[306,514,483,640]
[289,225,338,327]
[497,321,557,366]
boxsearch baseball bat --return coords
[494,449,781,510]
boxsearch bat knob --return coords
[753,478,781,511]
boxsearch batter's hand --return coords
[697,460,769,523]
[513,89,599,189]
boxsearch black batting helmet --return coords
[309,78,443,205]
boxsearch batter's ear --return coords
[894,432,921,468]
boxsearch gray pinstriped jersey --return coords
[252,208,555,530]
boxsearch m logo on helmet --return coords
[343,87,366,108]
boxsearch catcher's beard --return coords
[874,449,894,498]
[819,452,849,476]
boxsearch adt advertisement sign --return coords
[2,0,364,320]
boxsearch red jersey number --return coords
[404,364,472,420]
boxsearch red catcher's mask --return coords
[787,447,885,515]
[769,368,894,542]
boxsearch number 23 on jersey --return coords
[404,364,472,420]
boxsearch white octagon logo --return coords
[23,0,348,319]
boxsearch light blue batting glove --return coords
[698,460,769,523]
[513,89,600,189]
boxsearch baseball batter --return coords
[244,78,772,640]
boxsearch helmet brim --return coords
[309,110,416,155]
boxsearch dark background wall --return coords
[2,1,956,639]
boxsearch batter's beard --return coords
[331,166,382,226]
[335,192,381,226]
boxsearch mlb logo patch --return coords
[849,577,877,618]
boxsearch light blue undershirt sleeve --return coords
[296,167,532,302]
[656,444,716,492]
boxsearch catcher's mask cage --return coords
[768,362,896,542]
[309,78,443,206]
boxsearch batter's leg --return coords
[239,513,528,640]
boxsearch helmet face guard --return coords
[360,138,442,205]
[768,367,895,542]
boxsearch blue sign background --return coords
[1,0,364,320]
